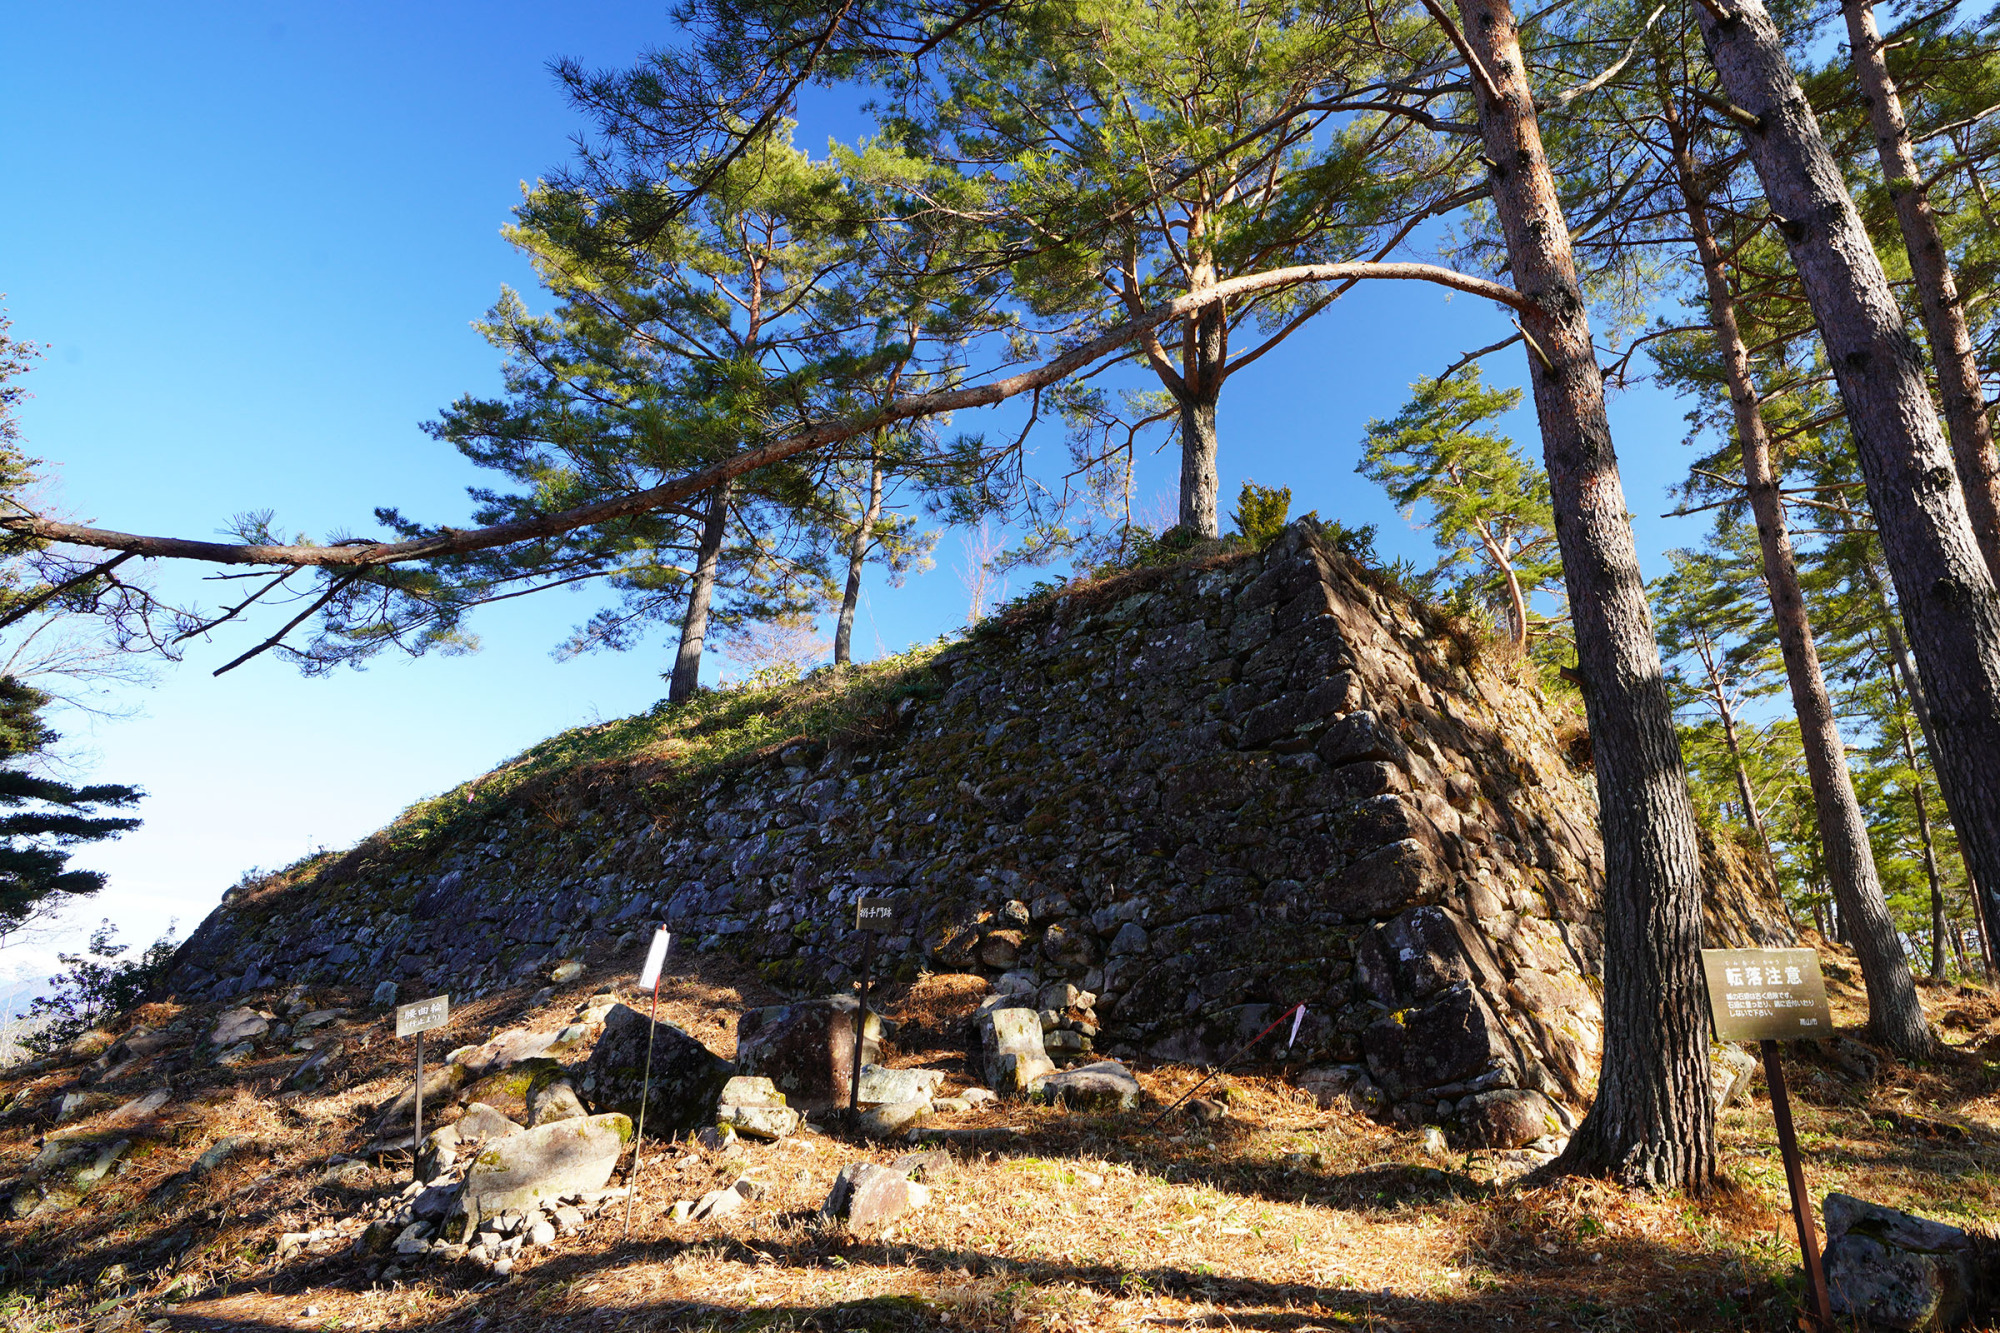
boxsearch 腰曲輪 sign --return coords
[395,994,450,1039]
[1700,948,1830,1042]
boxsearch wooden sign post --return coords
[624,926,672,1240]
[1700,948,1834,1330]
[848,897,894,1121]
[394,994,450,1182]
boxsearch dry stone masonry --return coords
[164,525,1791,1141]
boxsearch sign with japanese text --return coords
[1700,948,1830,1042]
[394,994,450,1039]
[855,897,895,933]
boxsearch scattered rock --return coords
[716,1103,802,1141]
[1186,1096,1228,1125]
[1419,1126,1449,1158]
[1823,1192,1984,1332]
[976,1008,1053,1097]
[583,1005,734,1137]
[295,1008,348,1033]
[735,996,883,1110]
[372,981,399,1007]
[692,1186,743,1220]
[961,1088,997,1107]
[447,1113,633,1238]
[1710,1044,1759,1113]
[857,1101,929,1139]
[54,1092,113,1123]
[1035,1060,1140,1112]
[820,1161,927,1234]
[550,960,586,985]
[417,1127,460,1182]
[214,1040,256,1066]
[1297,1065,1387,1118]
[527,1219,557,1247]
[527,1078,588,1127]
[392,1223,432,1255]
[456,1102,526,1142]
[286,1041,342,1093]
[1457,1089,1564,1150]
[456,1028,560,1077]
[855,1065,944,1106]
[7,1137,132,1218]
[1826,1036,1881,1086]
[378,1061,471,1124]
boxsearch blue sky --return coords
[0,2,1709,991]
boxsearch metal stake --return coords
[412,1030,425,1184]
[1761,1039,1832,1329]
[622,969,663,1240]
[847,929,879,1122]
[1148,1002,1304,1130]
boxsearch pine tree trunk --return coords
[670,483,730,705]
[1704,651,1777,870]
[1178,303,1224,538]
[1698,0,2000,1006]
[1860,548,2000,978]
[1841,0,2000,582]
[1460,0,1715,1189]
[834,452,885,668]
[1889,673,1951,981]
[1666,121,1936,1055]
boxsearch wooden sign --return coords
[1700,948,1830,1042]
[394,994,450,1039]
[855,897,894,932]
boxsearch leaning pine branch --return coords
[3,262,1531,572]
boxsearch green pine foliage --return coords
[1357,367,1561,650]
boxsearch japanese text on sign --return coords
[855,897,894,932]
[395,994,450,1039]
[1699,948,1830,1042]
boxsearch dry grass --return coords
[3,944,2000,1332]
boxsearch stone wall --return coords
[165,524,1793,1129]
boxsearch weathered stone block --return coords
[447,1113,632,1238]
[1823,1193,1985,1332]
[734,996,881,1111]
[1035,1060,1139,1111]
[583,1004,733,1136]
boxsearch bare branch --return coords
[1418,0,1504,103]
[1537,4,1667,112]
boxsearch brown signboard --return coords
[1700,948,1831,1042]
[855,897,895,933]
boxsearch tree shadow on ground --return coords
[156,1221,1801,1333]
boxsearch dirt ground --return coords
[3,942,1999,1333]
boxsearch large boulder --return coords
[582,1004,733,1136]
[735,996,882,1111]
[446,1112,632,1239]
[1823,1193,1986,1332]
[976,1008,1053,1097]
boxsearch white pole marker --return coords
[1288,1004,1308,1049]
[638,926,672,990]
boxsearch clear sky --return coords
[0,2,1708,993]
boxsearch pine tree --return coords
[1358,367,1561,651]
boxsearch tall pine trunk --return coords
[669,482,730,705]
[1459,0,1715,1189]
[1842,0,2000,581]
[1666,112,1935,1055]
[1698,0,2000,1006]
[1888,661,1950,981]
[1178,302,1224,538]
[834,451,885,668]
